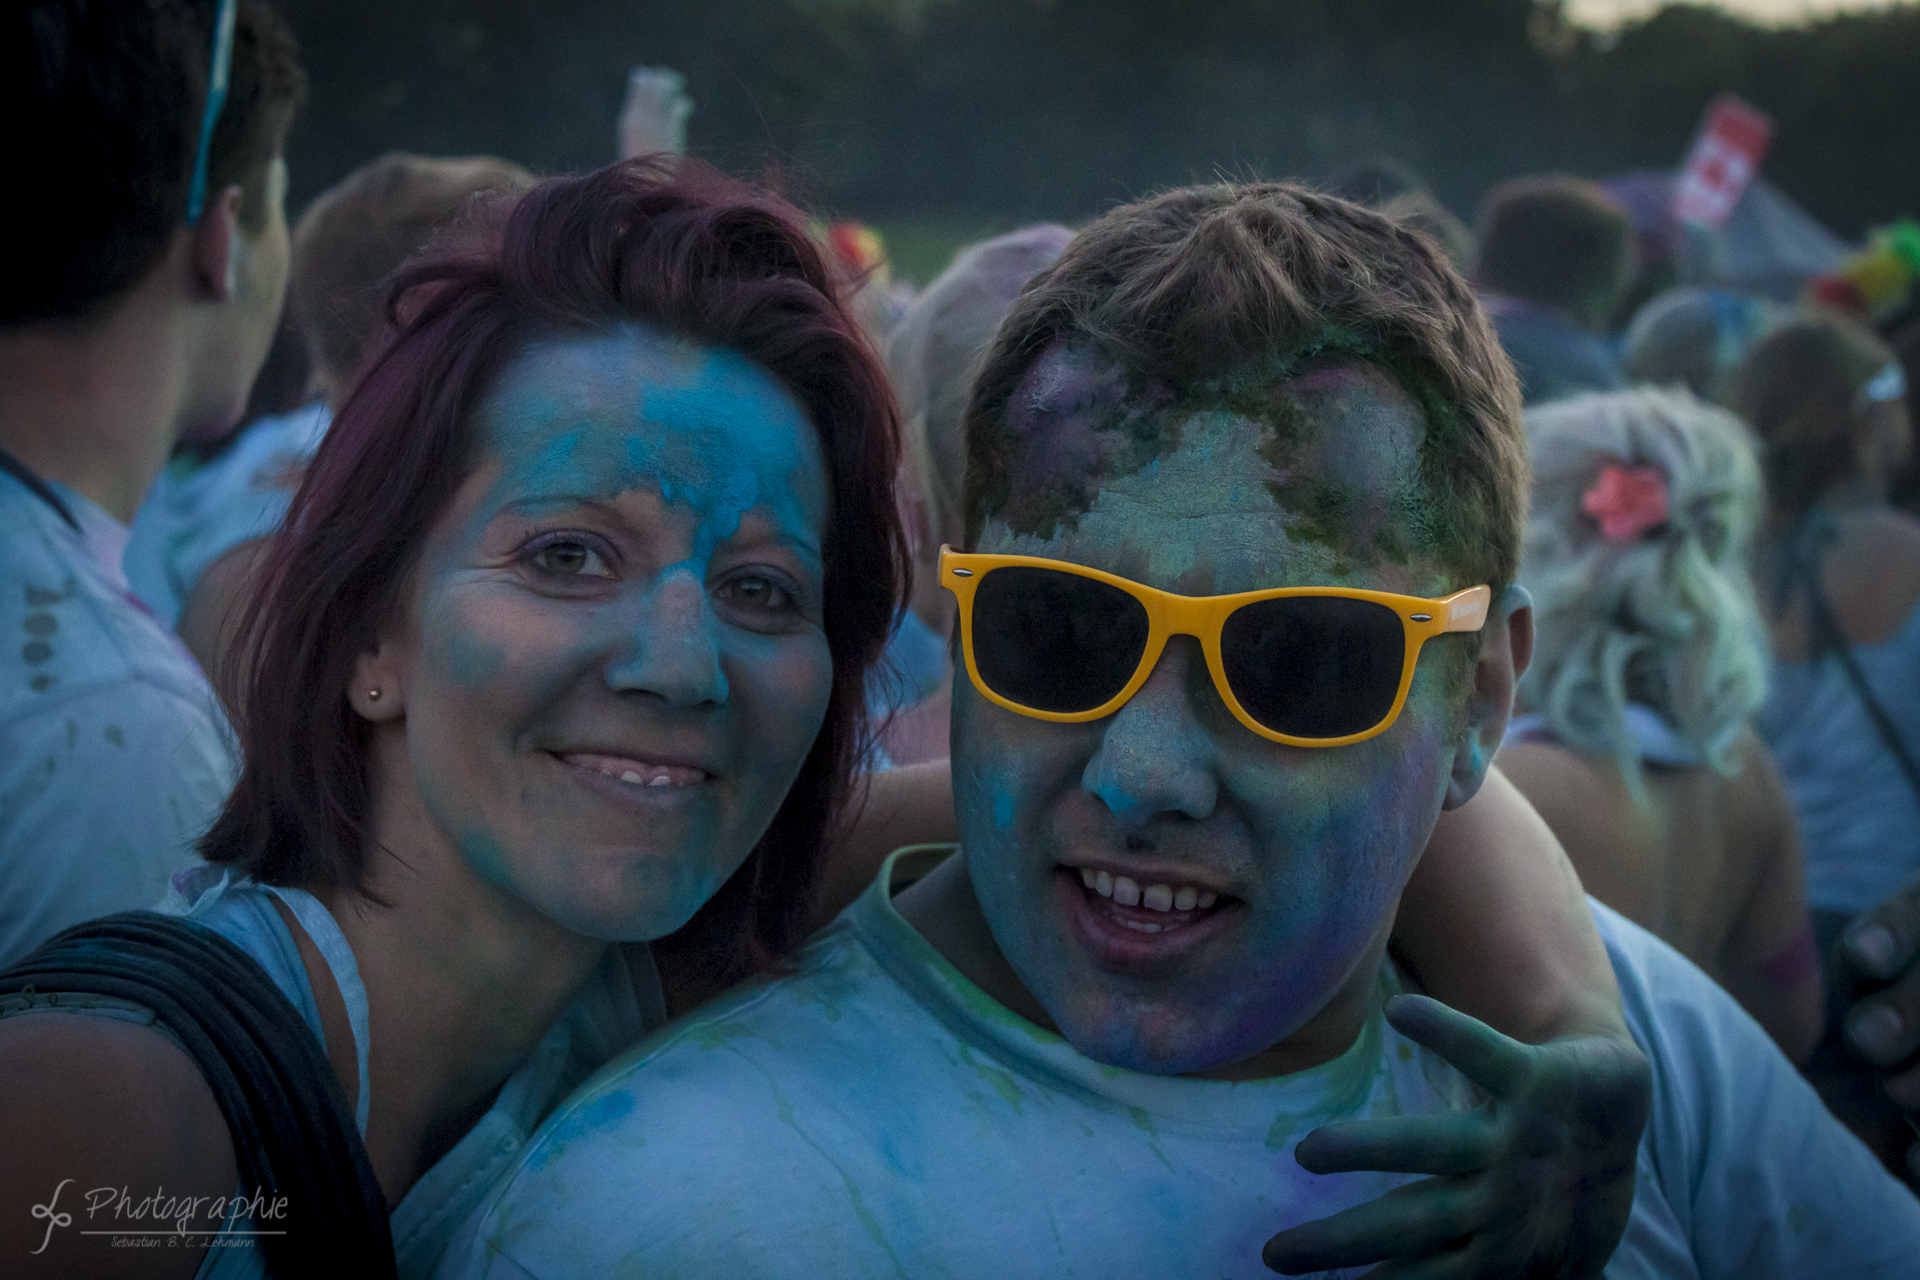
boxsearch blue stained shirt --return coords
[441,847,1920,1279]
[123,402,331,627]
[0,470,237,967]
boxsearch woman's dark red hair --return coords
[200,157,907,981]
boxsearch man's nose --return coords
[1081,636,1218,826]
[603,568,729,707]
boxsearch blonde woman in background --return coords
[1499,386,1823,1063]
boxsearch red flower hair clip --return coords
[1581,463,1670,543]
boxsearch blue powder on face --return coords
[992,788,1016,830]
[401,322,836,943]
[474,327,827,576]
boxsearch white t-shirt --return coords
[0,469,237,967]
[123,402,330,627]
[440,847,1920,1279]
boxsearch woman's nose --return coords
[1080,636,1219,826]
[603,568,729,707]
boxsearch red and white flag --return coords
[1673,95,1774,229]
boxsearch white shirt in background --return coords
[124,402,330,627]
[0,469,237,967]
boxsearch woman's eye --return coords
[719,574,793,611]
[527,538,612,579]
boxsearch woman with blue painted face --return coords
[0,157,907,1279]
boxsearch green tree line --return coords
[278,0,1920,273]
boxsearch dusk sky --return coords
[1568,0,1912,26]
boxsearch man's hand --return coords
[1838,876,1920,1181]
[1262,995,1650,1279]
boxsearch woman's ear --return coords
[349,642,406,723]
[1444,585,1533,810]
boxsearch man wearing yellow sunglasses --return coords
[454,185,1919,1279]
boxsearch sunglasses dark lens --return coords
[1220,596,1407,739]
[971,567,1150,714]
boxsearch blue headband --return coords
[183,0,238,226]
[1863,361,1909,407]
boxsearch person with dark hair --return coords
[1619,286,1782,403]
[1884,313,1920,514]
[0,0,304,966]
[449,183,1917,1278]
[125,152,536,687]
[1475,175,1635,405]
[1327,158,1475,270]
[1735,313,1920,1174]
[0,157,909,1277]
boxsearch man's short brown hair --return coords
[962,181,1527,593]
[291,152,536,389]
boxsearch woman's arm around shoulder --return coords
[0,1012,234,1278]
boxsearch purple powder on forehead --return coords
[1284,365,1373,396]
[993,340,1182,540]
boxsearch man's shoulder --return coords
[450,920,930,1278]
[1590,900,1920,1278]
[522,918,905,1158]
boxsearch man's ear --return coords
[187,186,246,302]
[348,641,407,725]
[1443,585,1532,811]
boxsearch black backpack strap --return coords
[0,442,82,532]
[0,912,395,1279]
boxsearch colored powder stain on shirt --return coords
[450,848,1486,1280]
[446,854,1920,1280]
[526,1089,638,1174]
[2,471,236,967]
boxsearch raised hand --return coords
[1262,994,1650,1279]
[617,67,694,161]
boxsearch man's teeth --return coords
[1076,867,1220,913]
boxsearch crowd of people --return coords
[3,1,1920,1276]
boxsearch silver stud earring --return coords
[367,688,382,702]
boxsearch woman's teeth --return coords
[1077,867,1219,927]
[562,752,706,788]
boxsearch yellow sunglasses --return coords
[941,547,1491,748]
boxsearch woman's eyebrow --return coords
[491,493,625,521]
[722,520,826,567]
